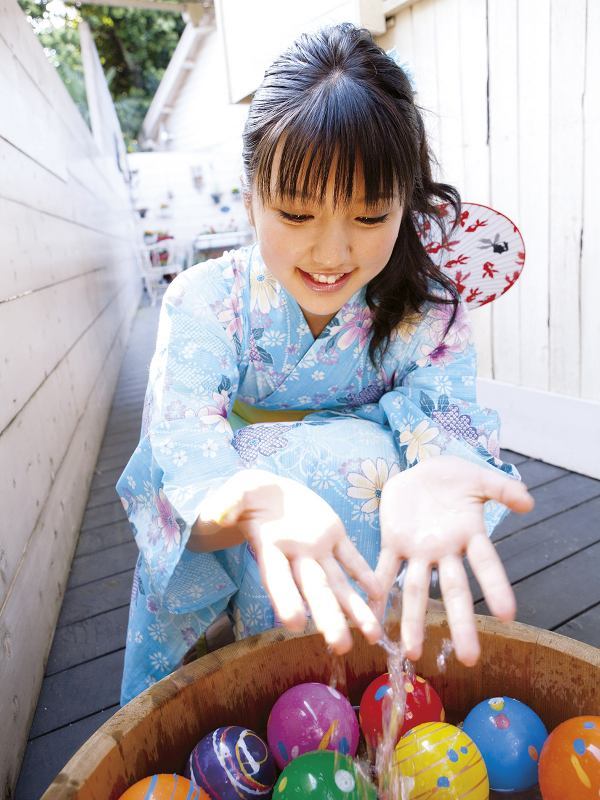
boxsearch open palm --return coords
[374,455,534,665]
[200,468,383,653]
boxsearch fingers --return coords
[320,557,383,645]
[438,554,480,666]
[293,557,353,654]
[399,559,431,661]
[256,543,306,632]
[371,546,403,621]
[480,470,535,514]
[467,533,516,622]
[334,537,382,603]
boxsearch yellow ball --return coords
[393,722,489,799]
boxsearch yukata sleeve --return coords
[116,265,247,614]
[377,297,520,536]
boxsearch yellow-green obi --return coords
[230,399,316,431]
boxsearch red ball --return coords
[538,716,600,800]
[359,672,445,749]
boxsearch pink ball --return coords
[267,682,359,769]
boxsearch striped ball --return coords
[119,774,209,799]
[186,726,276,799]
[393,722,489,799]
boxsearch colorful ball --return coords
[273,750,377,798]
[359,672,445,748]
[267,682,359,769]
[538,715,600,800]
[462,696,548,792]
[186,726,276,799]
[393,722,489,799]
[119,774,209,799]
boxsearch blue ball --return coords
[186,726,276,799]
[462,696,548,792]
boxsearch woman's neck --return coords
[302,309,336,338]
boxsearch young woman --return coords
[117,23,533,705]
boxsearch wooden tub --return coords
[42,613,600,799]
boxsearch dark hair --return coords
[242,23,460,365]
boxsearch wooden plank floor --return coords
[15,301,600,798]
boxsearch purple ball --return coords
[186,726,276,799]
[267,682,359,769]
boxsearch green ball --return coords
[273,751,377,799]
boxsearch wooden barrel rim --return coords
[42,613,600,798]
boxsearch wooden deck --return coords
[15,301,600,799]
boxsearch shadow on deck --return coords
[15,301,600,798]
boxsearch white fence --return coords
[0,0,141,792]
[378,0,600,474]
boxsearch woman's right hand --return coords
[196,469,384,653]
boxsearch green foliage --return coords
[18,0,184,149]
[19,0,90,125]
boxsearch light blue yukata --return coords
[116,243,517,705]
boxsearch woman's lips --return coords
[298,268,353,293]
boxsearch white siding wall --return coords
[0,1,140,792]
[379,0,600,474]
[165,26,248,154]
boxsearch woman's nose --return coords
[311,224,351,269]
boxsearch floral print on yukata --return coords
[116,244,518,704]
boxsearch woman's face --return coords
[247,159,403,337]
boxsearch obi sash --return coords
[230,399,315,430]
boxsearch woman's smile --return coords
[297,268,354,293]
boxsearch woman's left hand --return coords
[372,455,534,666]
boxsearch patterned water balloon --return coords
[462,696,548,792]
[119,774,209,799]
[185,726,276,799]
[267,682,359,769]
[359,671,444,748]
[538,715,600,800]
[273,751,377,799]
[393,721,489,799]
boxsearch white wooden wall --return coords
[164,26,248,153]
[0,0,141,793]
[379,0,600,476]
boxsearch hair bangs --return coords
[253,79,413,210]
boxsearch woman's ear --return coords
[244,193,255,227]
[240,173,254,227]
